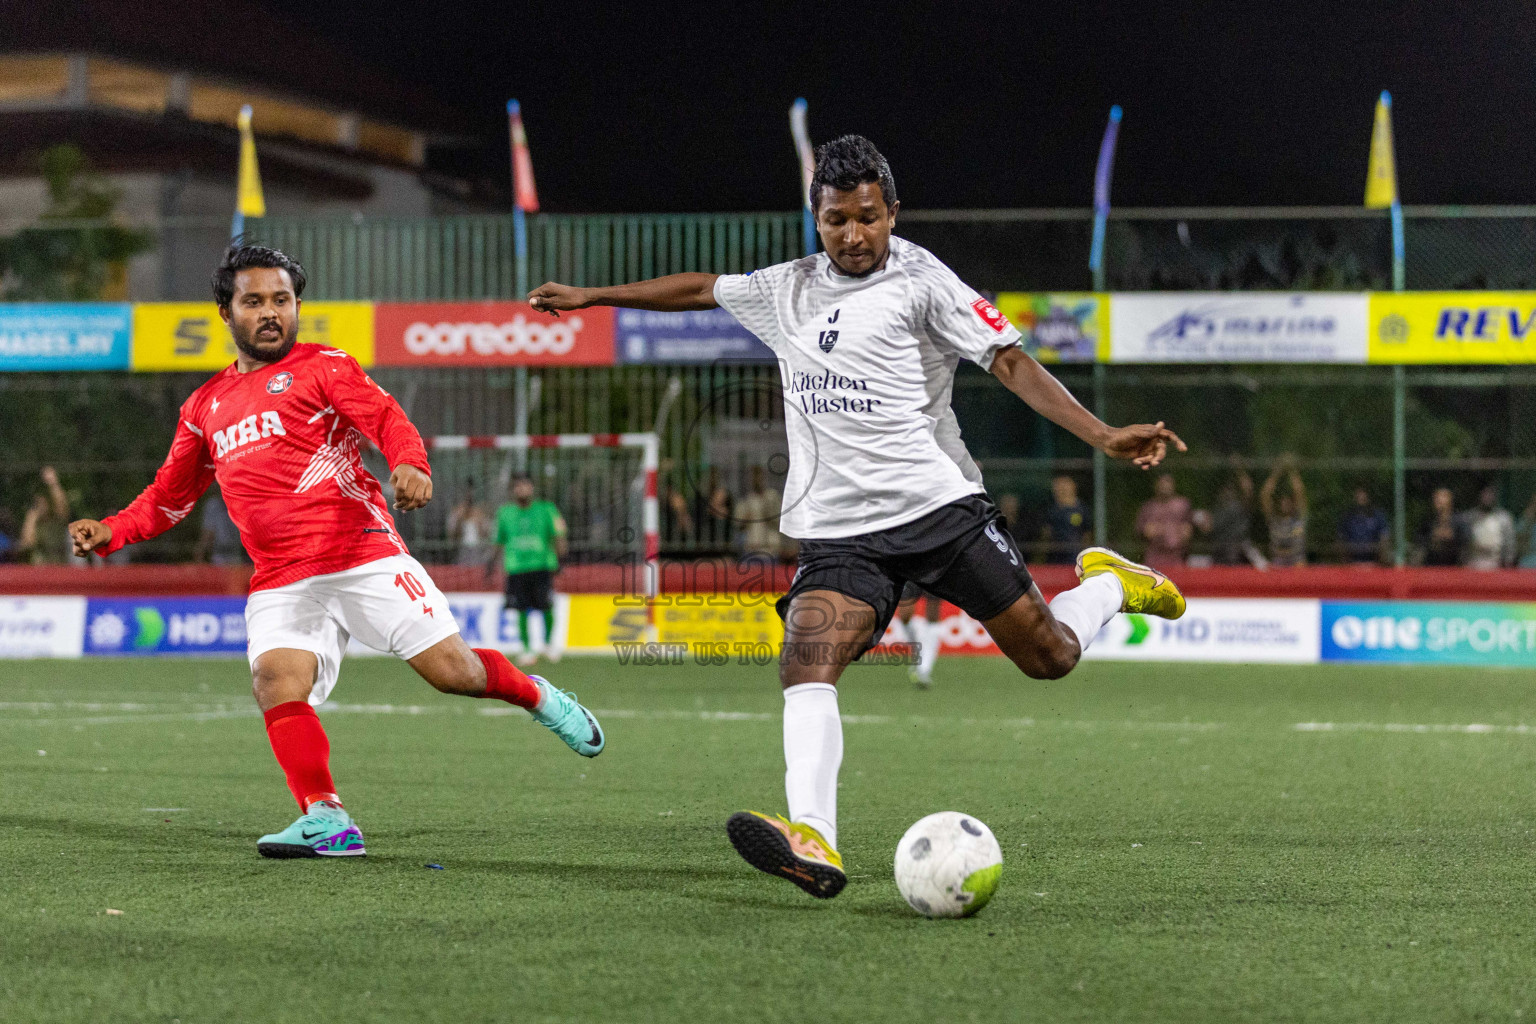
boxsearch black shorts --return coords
[776,494,1033,657]
[504,569,555,611]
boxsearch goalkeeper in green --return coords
[493,474,568,666]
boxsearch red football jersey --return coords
[101,343,432,592]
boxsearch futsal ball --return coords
[894,811,1003,918]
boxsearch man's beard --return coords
[232,320,299,363]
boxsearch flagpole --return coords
[1088,105,1121,292]
[1088,105,1120,550]
[232,104,265,242]
[789,98,816,256]
[508,100,529,298]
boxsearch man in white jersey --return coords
[529,135,1187,899]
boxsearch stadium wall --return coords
[5,569,1536,667]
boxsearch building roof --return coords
[0,0,477,137]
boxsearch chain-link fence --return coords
[9,206,1536,570]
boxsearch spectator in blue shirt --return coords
[1338,486,1390,564]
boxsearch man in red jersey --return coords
[69,245,605,859]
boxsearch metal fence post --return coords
[1093,362,1108,546]
[1393,364,1407,566]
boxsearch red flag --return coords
[507,100,539,213]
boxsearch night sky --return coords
[156,2,1536,211]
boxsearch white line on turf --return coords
[1295,721,1536,735]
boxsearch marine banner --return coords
[1110,293,1369,363]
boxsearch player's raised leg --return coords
[982,547,1186,679]
[406,632,603,757]
[727,587,873,900]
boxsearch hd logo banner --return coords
[130,302,374,370]
[83,598,248,655]
[1369,292,1536,363]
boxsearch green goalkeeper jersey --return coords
[495,500,563,574]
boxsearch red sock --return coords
[473,648,542,710]
[264,702,338,810]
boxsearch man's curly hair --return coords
[809,134,897,212]
[211,243,308,308]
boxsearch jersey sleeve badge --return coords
[970,297,1010,334]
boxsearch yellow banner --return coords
[130,302,374,371]
[993,292,1108,363]
[563,593,784,653]
[1369,292,1536,363]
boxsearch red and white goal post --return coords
[425,432,660,637]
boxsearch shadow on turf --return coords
[366,855,743,888]
[0,812,242,849]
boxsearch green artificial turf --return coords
[4,655,1536,1022]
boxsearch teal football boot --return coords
[529,676,605,757]
[257,800,366,859]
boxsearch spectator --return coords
[1337,485,1390,565]
[1518,493,1536,569]
[0,508,16,563]
[193,487,249,565]
[1041,475,1088,564]
[1414,487,1464,566]
[1260,456,1308,567]
[1207,463,1258,566]
[689,465,734,554]
[1461,483,1515,569]
[17,466,71,565]
[737,465,785,560]
[1136,474,1192,568]
[447,479,495,567]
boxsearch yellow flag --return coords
[237,104,266,218]
[1365,91,1397,209]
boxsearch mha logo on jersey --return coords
[212,411,287,458]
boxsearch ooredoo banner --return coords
[1110,293,1369,363]
[373,302,614,367]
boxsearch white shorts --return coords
[246,554,460,705]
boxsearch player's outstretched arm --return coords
[990,346,1187,470]
[77,416,216,558]
[528,274,719,315]
[69,519,112,557]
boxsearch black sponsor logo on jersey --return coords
[818,329,839,353]
[827,308,840,324]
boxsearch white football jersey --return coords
[714,235,1021,539]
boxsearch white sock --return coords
[917,619,941,675]
[891,617,913,645]
[527,610,546,654]
[1048,573,1124,653]
[783,682,842,850]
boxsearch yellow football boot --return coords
[726,811,846,898]
[1075,546,1187,620]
